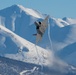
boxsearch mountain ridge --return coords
[0,4,76,69]
[0,25,51,66]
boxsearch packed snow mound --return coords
[0,25,52,66]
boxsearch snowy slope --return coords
[0,4,44,42]
[0,56,76,75]
[57,42,76,66]
[0,4,76,68]
[17,5,44,18]
[63,17,76,24]
[0,25,52,66]
[0,4,74,45]
[49,17,69,27]
[49,23,76,66]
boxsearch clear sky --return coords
[0,0,76,18]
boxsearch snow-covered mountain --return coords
[0,20,76,75]
[0,4,76,74]
[0,25,52,66]
[63,17,76,24]
[0,56,76,75]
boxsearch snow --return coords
[20,67,38,75]
[0,16,5,26]
[57,18,69,26]
[64,51,76,66]
[17,5,44,18]
[49,17,70,28]
[63,17,76,24]
[0,25,52,66]
[0,4,76,68]
[11,15,16,31]
[50,17,69,27]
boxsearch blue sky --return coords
[0,0,76,18]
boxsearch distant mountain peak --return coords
[63,17,76,24]
[62,17,68,20]
[0,4,44,18]
[62,17,73,21]
[10,4,44,18]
